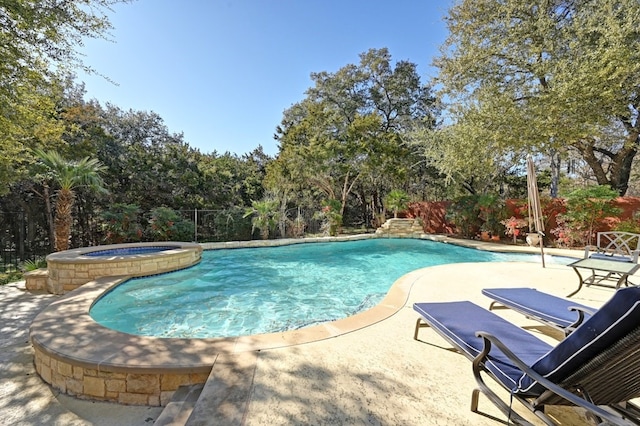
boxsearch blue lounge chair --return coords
[413,286,640,425]
[482,288,595,335]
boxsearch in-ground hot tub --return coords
[83,245,179,257]
[44,242,202,294]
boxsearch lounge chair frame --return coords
[413,296,640,426]
[470,329,640,426]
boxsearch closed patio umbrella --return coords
[527,155,546,267]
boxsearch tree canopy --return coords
[419,0,640,195]
[270,48,440,226]
[0,0,129,194]
[4,1,640,255]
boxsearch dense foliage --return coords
[1,83,269,252]
[2,1,640,263]
[0,0,130,196]
[553,185,622,246]
[269,48,442,230]
[415,0,640,196]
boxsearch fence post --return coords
[194,208,198,243]
[19,211,25,260]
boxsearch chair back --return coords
[541,325,640,405]
[594,232,640,261]
[517,286,640,403]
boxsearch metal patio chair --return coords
[585,232,640,263]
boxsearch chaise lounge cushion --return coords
[482,287,593,329]
[589,253,634,263]
[518,286,640,394]
[414,301,552,392]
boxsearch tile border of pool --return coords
[29,234,581,406]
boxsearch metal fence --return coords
[0,207,327,271]
[180,208,324,242]
[0,211,51,272]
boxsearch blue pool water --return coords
[90,238,566,338]
[85,246,175,257]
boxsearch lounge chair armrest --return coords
[474,331,636,426]
[569,305,596,316]
[565,306,595,335]
[632,250,640,263]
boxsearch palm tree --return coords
[385,189,411,218]
[35,149,107,251]
[243,198,279,240]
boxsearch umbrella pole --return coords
[538,231,545,268]
[527,156,546,268]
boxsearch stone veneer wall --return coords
[33,350,209,406]
[43,242,202,294]
[24,268,48,291]
[375,218,424,237]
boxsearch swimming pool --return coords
[90,238,567,338]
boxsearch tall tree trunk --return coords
[54,188,74,251]
[339,170,360,217]
[611,139,637,196]
[574,133,639,196]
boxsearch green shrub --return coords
[612,209,640,234]
[100,203,144,244]
[556,185,621,246]
[447,193,507,238]
[0,271,23,285]
[313,199,342,236]
[446,195,482,238]
[23,257,47,272]
[477,194,507,236]
[147,207,195,241]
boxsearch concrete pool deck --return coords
[1,240,631,425]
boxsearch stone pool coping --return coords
[29,234,582,405]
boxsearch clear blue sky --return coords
[80,0,451,157]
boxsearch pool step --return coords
[154,384,203,426]
[184,351,259,425]
[154,352,259,426]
